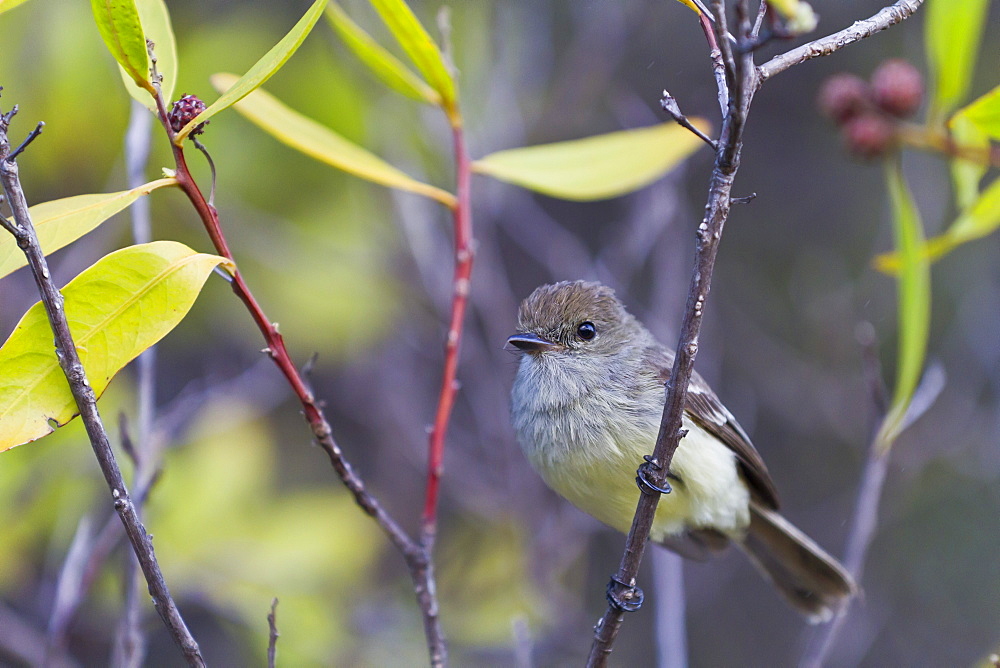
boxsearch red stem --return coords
[157,93,450,665]
[421,122,473,541]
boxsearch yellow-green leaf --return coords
[326,3,439,105]
[174,0,328,144]
[118,0,177,109]
[368,0,457,120]
[0,0,32,14]
[473,121,710,201]
[875,175,1000,273]
[766,0,818,33]
[90,0,155,96]
[874,162,931,454]
[926,0,990,121]
[211,73,455,207]
[0,178,177,281]
[948,111,990,210]
[954,84,1000,141]
[0,241,232,451]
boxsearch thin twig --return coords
[802,363,945,667]
[7,120,43,161]
[0,102,205,668]
[652,549,688,668]
[267,598,279,668]
[757,0,925,83]
[45,516,94,662]
[660,91,717,150]
[110,96,157,668]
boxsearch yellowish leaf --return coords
[0,178,177,281]
[325,3,439,105]
[211,73,455,207]
[90,0,155,95]
[117,0,177,109]
[473,121,710,201]
[874,163,931,454]
[174,0,328,143]
[368,0,457,120]
[0,241,231,451]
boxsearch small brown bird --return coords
[508,280,855,621]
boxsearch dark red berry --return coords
[842,113,896,160]
[871,59,924,118]
[817,73,873,124]
[169,94,209,136]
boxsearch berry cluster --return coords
[817,60,923,159]
[168,94,209,136]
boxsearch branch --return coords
[758,0,925,83]
[801,362,945,666]
[0,102,205,668]
[267,598,279,668]
[587,10,754,667]
[157,91,449,663]
[588,1,925,663]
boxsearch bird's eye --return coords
[576,321,597,341]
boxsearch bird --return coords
[507,280,855,621]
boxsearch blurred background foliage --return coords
[1,0,999,665]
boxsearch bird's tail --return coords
[737,502,857,623]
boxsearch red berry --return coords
[871,59,923,118]
[842,113,896,160]
[169,94,209,136]
[817,73,873,124]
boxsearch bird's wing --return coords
[647,346,781,510]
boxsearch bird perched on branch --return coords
[508,280,855,621]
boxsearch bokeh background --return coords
[1,0,998,665]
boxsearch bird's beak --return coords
[506,333,559,353]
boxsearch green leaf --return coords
[368,0,457,119]
[0,0,32,14]
[0,178,177,281]
[763,0,818,33]
[174,0,328,144]
[954,84,1000,141]
[325,3,439,105]
[473,121,710,201]
[926,0,990,121]
[948,111,990,210]
[875,162,931,454]
[211,73,455,207]
[875,176,1000,273]
[90,0,155,95]
[0,241,232,452]
[118,0,178,109]
[946,175,1000,241]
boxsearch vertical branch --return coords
[0,105,205,668]
[587,2,925,663]
[421,122,473,541]
[110,98,157,668]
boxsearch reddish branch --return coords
[422,122,473,541]
[154,85,465,665]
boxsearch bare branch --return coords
[758,0,925,83]
[587,1,925,663]
[267,598,279,668]
[0,100,205,668]
[801,362,945,666]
